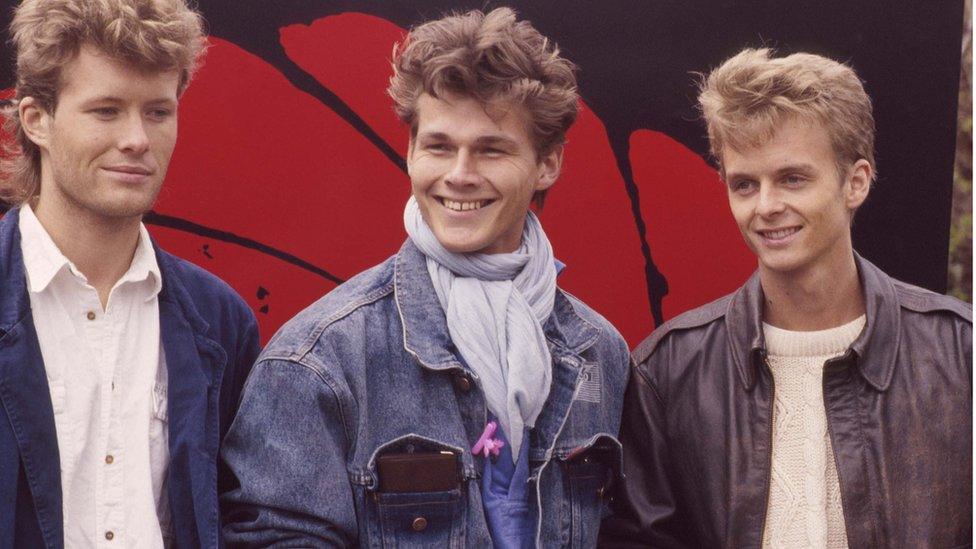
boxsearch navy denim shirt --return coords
[221,239,630,547]
[0,207,260,549]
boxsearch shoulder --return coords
[260,255,397,361]
[891,277,972,324]
[632,291,733,366]
[557,289,629,358]
[156,247,255,328]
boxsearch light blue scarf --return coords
[404,197,556,458]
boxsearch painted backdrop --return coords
[0,1,964,346]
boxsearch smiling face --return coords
[723,117,871,281]
[22,45,180,224]
[407,92,561,254]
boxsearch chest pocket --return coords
[557,434,622,549]
[364,435,467,549]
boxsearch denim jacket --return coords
[0,207,261,549]
[221,239,630,548]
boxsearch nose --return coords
[756,182,785,218]
[117,113,150,155]
[444,149,480,187]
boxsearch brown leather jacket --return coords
[599,255,972,549]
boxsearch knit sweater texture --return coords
[760,315,866,549]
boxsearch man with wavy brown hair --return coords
[0,0,259,546]
[600,48,971,548]
[222,7,629,547]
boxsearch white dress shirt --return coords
[20,204,171,548]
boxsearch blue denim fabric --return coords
[0,207,260,549]
[221,239,630,548]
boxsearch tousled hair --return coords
[388,7,579,207]
[0,0,207,206]
[698,48,876,182]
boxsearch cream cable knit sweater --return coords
[760,315,866,549]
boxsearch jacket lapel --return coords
[156,248,227,549]
[0,208,63,548]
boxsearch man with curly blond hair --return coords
[221,7,629,547]
[0,0,259,546]
[600,48,972,548]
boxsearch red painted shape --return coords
[279,14,410,153]
[542,105,654,346]
[629,130,756,322]
[2,14,756,350]
[156,35,410,340]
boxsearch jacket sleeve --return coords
[220,358,356,547]
[598,351,691,548]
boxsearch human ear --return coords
[845,159,872,211]
[535,145,563,191]
[18,97,52,150]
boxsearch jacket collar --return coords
[393,239,600,371]
[727,252,900,392]
[0,207,30,335]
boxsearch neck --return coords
[31,196,142,309]
[759,246,865,331]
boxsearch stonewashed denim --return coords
[221,239,630,548]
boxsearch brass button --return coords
[454,375,472,393]
[412,516,428,532]
[86,311,96,321]
[105,455,114,464]
[105,531,114,540]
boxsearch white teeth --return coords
[443,199,487,212]
[762,227,799,239]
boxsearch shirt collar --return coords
[126,223,163,302]
[18,203,162,300]
[19,203,72,294]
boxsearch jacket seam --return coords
[853,377,884,547]
[247,356,353,453]
[634,363,666,409]
[289,283,395,361]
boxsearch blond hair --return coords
[388,7,579,157]
[698,48,876,181]
[1,0,207,206]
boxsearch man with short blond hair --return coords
[600,48,972,548]
[0,1,259,546]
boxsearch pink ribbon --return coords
[472,420,505,458]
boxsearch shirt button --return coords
[105,531,114,540]
[411,516,428,532]
[105,455,114,464]
[86,311,96,321]
[453,374,472,393]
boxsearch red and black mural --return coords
[0,1,964,346]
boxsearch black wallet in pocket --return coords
[376,451,460,493]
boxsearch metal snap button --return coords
[412,516,428,532]
[454,375,472,393]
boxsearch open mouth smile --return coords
[756,226,802,245]
[437,197,496,212]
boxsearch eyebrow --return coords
[726,163,819,182]
[415,132,520,149]
[80,95,177,106]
